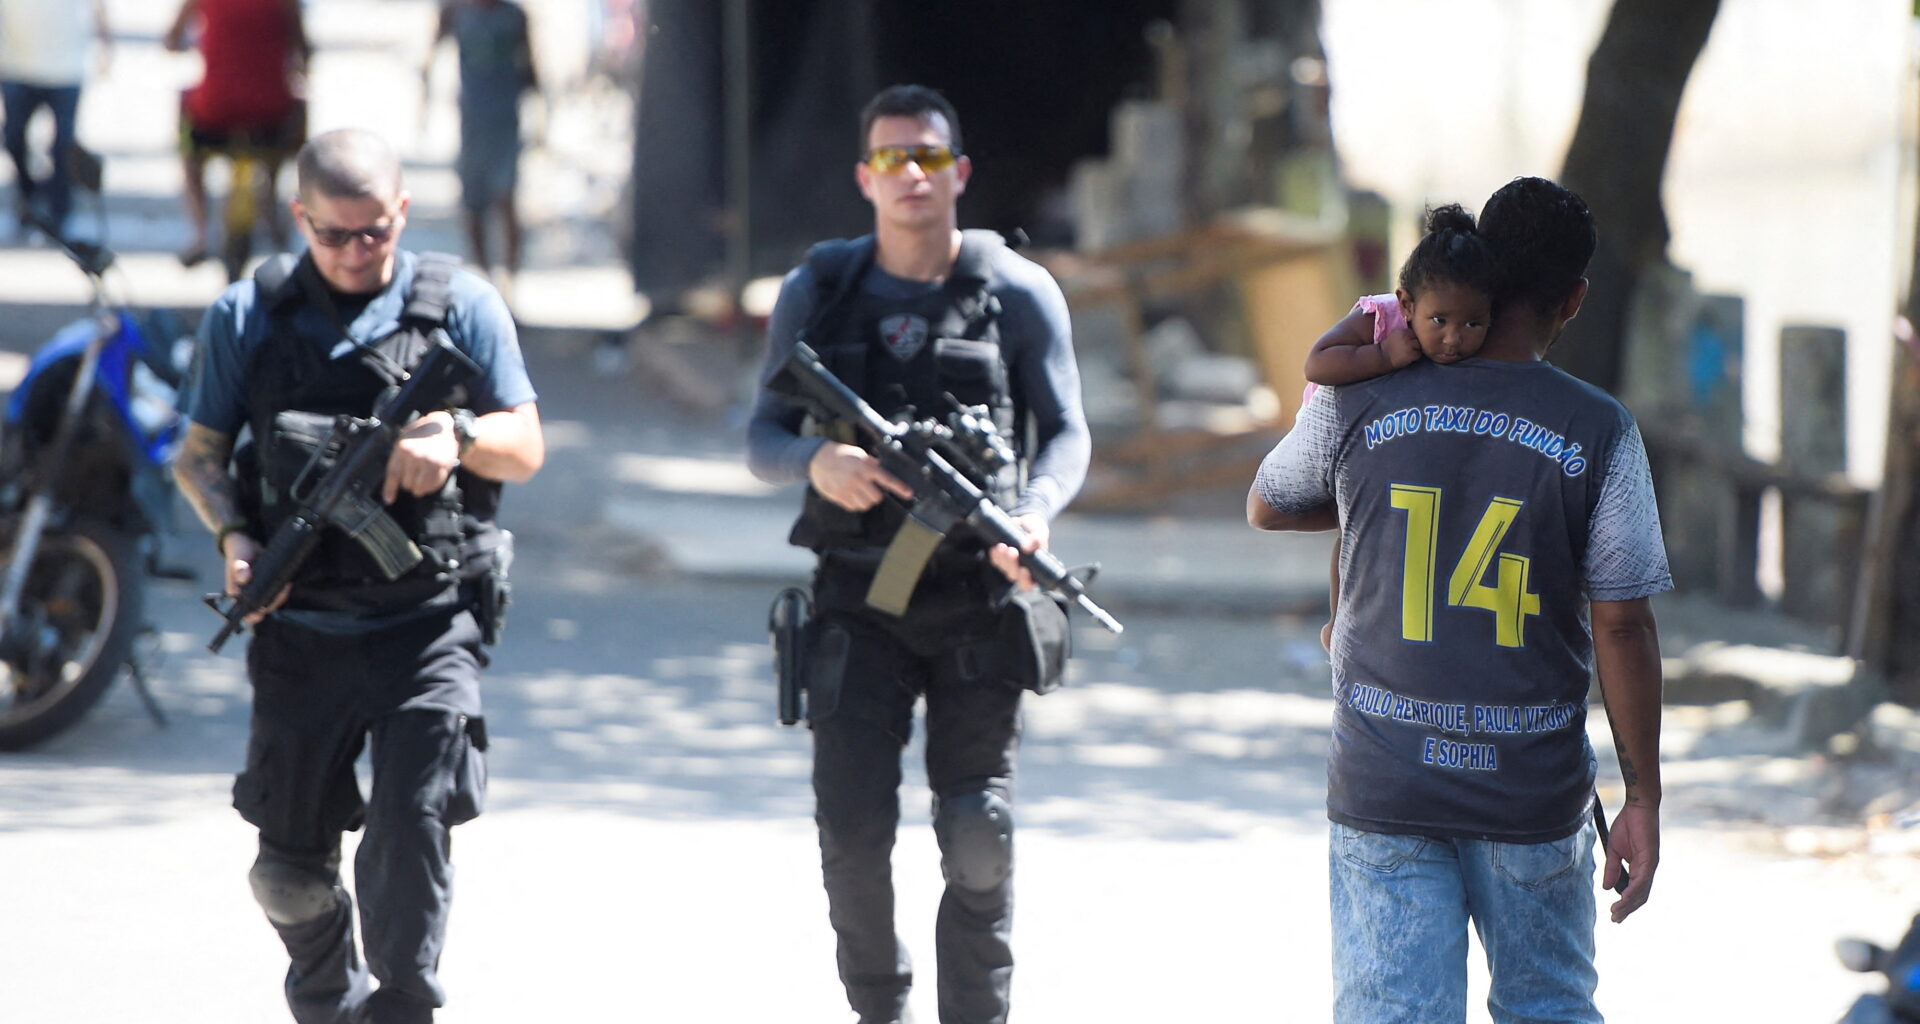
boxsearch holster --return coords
[769,586,812,725]
[474,530,514,646]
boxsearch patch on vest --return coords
[878,313,930,362]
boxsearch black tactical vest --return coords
[789,229,1023,555]
[239,253,503,616]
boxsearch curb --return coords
[599,491,1337,617]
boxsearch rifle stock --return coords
[206,332,481,653]
[779,342,1123,635]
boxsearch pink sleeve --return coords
[1352,293,1406,344]
[1302,293,1403,408]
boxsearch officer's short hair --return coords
[859,84,963,156]
[296,129,404,203]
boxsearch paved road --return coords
[0,3,1914,1022]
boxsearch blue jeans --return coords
[1,81,81,229]
[1329,819,1601,1024]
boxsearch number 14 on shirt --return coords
[1389,483,1541,648]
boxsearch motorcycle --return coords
[0,221,195,749]
[1838,914,1920,1022]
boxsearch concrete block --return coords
[1110,99,1182,170]
[1069,158,1124,252]
[1779,324,1847,475]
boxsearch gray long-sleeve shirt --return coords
[746,240,1090,521]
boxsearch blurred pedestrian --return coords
[165,0,309,266]
[0,0,111,234]
[427,0,539,291]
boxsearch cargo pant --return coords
[808,556,1024,1024]
[237,607,488,1024]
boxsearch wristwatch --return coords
[447,407,479,457]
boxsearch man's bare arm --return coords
[172,422,242,535]
[381,402,546,504]
[464,402,544,483]
[1591,595,1664,922]
[1246,485,1338,532]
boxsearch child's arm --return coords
[1304,308,1421,386]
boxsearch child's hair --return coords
[1397,204,1499,301]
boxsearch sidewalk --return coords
[589,418,1920,830]
[601,484,1340,616]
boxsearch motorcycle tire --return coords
[0,520,142,750]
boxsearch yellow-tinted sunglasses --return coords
[863,144,959,175]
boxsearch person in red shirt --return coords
[165,0,310,266]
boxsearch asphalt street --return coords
[0,2,1913,1022]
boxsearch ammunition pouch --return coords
[952,584,1072,694]
[996,586,1072,694]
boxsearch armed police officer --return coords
[173,128,542,1024]
[748,85,1091,1024]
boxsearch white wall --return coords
[1322,0,1913,482]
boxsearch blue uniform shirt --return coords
[188,249,536,634]
[190,249,537,435]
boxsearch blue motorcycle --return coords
[1839,914,1920,1023]
[0,223,193,749]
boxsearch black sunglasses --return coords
[304,213,399,248]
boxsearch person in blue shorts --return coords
[428,0,540,291]
[1250,176,1671,1023]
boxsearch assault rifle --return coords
[775,341,1123,635]
[204,333,481,653]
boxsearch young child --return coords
[1301,203,1501,649]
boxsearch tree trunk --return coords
[1853,53,1920,703]
[1553,0,1720,393]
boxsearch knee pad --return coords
[248,851,340,926]
[934,790,1013,892]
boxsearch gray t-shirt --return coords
[746,238,1090,521]
[1257,357,1671,842]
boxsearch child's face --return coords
[1397,282,1492,364]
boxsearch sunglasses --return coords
[863,144,959,175]
[303,213,400,248]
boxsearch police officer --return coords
[173,128,542,1024]
[747,85,1091,1024]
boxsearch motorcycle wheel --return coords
[0,520,142,750]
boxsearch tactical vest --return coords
[238,253,504,616]
[789,229,1024,556]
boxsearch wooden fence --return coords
[1623,263,1871,638]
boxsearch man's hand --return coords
[383,411,460,503]
[989,513,1049,590]
[1603,802,1659,923]
[221,533,289,623]
[808,442,913,512]
[1382,326,1424,369]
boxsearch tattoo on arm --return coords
[173,425,242,533]
[1609,715,1643,794]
